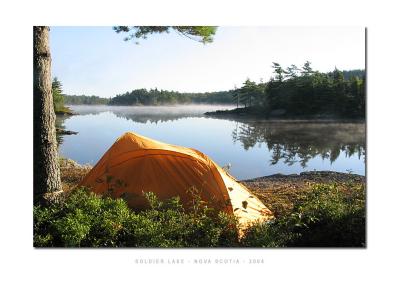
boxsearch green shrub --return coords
[34,188,238,247]
[121,192,238,247]
[34,188,131,247]
[241,183,366,247]
[34,183,365,247]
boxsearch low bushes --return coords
[34,183,365,247]
[241,183,366,247]
[34,188,238,247]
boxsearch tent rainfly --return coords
[79,132,273,227]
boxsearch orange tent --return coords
[79,132,273,226]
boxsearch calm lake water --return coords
[57,105,365,180]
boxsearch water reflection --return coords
[231,120,365,168]
[58,105,365,176]
[55,115,68,145]
[69,105,234,124]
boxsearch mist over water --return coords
[58,105,365,180]
[70,104,235,116]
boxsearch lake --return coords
[57,105,365,180]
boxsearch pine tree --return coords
[52,77,64,111]
[34,26,62,201]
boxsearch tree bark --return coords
[33,26,62,201]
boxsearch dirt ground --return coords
[242,172,365,217]
[59,158,91,192]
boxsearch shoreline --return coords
[60,157,365,185]
[60,158,365,218]
[55,108,77,136]
[243,171,365,183]
[243,171,365,217]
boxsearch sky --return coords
[50,26,365,98]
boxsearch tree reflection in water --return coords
[65,105,233,125]
[58,105,365,170]
[231,120,365,168]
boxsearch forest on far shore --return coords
[212,63,365,118]
[63,90,233,105]
[59,63,365,118]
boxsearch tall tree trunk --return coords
[33,26,61,202]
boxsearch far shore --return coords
[204,107,366,122]
[58,104,365,123]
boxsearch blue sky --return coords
[50,26,365,98]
